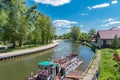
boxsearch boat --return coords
[27,53,83,80]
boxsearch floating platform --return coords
[66,70,83,79]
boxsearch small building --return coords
[96,27,120,48]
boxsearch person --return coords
[28,72,34,80]
[96,71,99,77]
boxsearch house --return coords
[96,27,120,48]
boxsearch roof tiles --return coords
[98,27,120,39]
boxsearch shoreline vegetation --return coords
[73,40,97,52]
[0,40,59,53]
[58,26,97,52]
[0,40,58,61]
[100,48,120,79]
[0,43,47,53]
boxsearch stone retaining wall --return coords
[81,50,100,80]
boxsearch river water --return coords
[0,40,94,80]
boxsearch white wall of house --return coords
[106,40,112,45]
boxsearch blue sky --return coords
[27,0,120,35]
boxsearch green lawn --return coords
[0,43,46,53]
[100,48,120,80]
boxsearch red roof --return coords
[98,27,120,39]
[109,27,120,31]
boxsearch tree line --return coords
[59,26,96,43]
[0,0,55,48]
[59,26,120,49]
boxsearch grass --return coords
[100,48,120,80]
[0,43,47,53]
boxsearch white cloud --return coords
[103,18,115,22]
[111,0,118,4]
[34,0,71,6]
[87,7,92,10]
[56,28,71,35]
[108,21,120,25]
[88,3,110,10]
[81,13,88,16]
[53,20,78,35]
[80,25,84,28]
[53,20,78,28]
[101,24,109,27]
[116,26,120,28]
[93,3,110,8]
[101,21,120,27]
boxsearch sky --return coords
[27,0,120,35]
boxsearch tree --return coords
[112,35,120,49]
[26,8,54,44]
[45,17,55,43]
[88,28,96,36]
[71,26,80,41]
[59,32,71,39]
[0,0,55,49]
[0,0,29,48]
[79,33,91,42]
[0,0,8,41]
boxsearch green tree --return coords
[0,0,8,41]
[41,16,53,44]
[60,32,71,39]
[0,0,28,48]
[112,35,120,49]
[71,26,80,41]
[45,17,55,43]
[0,0,55,49]
[26,8,54,44]
[88,28,96,36]
[79,33,91,42]
[28,10,42,44]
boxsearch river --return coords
[0,40,94,80]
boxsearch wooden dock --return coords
[65,70,83,79]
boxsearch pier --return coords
[65,70,83,79]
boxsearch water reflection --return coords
[71,42,80,54]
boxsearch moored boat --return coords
[27,53,83,80]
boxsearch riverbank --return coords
[100,49,120,79]
[81,50,100,80]
[73,40,96,50]
[0,40,59,61]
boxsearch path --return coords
[81,50,100,80]
[0,40,59,60]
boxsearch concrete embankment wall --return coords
[80,50,100,80]
[0,41,59,61]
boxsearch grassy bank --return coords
[100,48,120,80]
[0,43,47,53]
